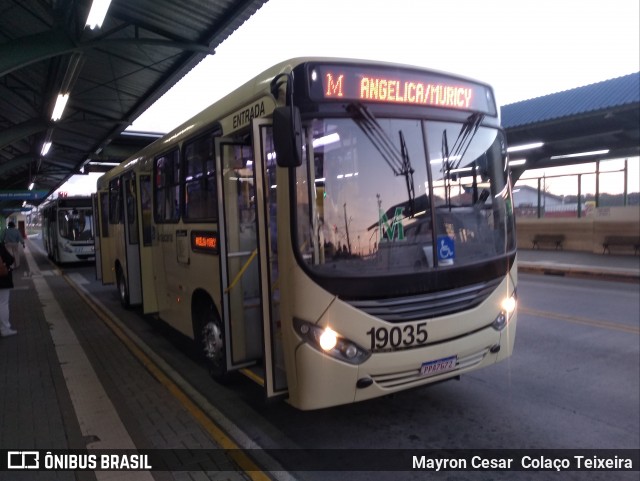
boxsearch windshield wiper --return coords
[399,130,415,215]
[446,112,484,172]
[441,112,484,207]
[346,102,416,215]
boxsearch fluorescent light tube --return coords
[313,133,340,148]
[51,93,69,121]
[509,159,527,166]
[41,141,52,156]
[507,142,544,153]
[550,149,609,160]
[86,0,112,29]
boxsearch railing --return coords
[514,160,637,219]
[515,205,640,254]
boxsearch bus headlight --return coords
[501,295,517,315]
[319,328,337,351]
[61,241,73,253]
[493,292,517,331]
[294,318,371,365]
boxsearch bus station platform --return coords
[1,238,638,480]
[0,238,259,481]
[518,248,640,282]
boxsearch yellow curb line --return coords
[62,273,272,480]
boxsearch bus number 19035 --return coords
[366,323,428,351]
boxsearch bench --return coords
[602,236,640,255]
[532,234,565,250]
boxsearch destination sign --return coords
[191,230,219,255]
[309,64,494,114]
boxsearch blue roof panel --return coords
[501,72,640,128]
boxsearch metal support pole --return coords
[595,160,600,208]
[537,177,542,219]
[577,174,582,218]
[343,203,351,254]
[624,159,628,206]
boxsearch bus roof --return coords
[40,195,92,210]
[98,57,495,189]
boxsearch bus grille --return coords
[370,348,489,389]
[347,278,502,323]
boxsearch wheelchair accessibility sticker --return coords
[437,235,455,265]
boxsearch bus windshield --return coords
[58,208,94,241]
[295,113,515,279]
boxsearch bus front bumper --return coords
[288,314,517,410]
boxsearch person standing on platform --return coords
[2,221,24,268]
[0,242,16,337]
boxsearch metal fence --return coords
[513,160,637,218]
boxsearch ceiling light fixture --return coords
[507,142,544,153]
[51,93,69,121]
[509,159,527,166]
[550,149,609,160]
[86,0,113,29]
[41,141,52,156]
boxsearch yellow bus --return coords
[95,58,518,410]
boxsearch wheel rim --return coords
[118,272,127,304]
[202,321,224,366]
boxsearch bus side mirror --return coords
[273,106,302,168]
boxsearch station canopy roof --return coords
[501,72,640,182]
[0,0,267,209]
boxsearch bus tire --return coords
[116,266,130,308]
[194,299,229,383]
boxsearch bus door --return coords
[137,174,158,313]
[252,119,287,398]
[217,138,263,373]
[91,194,102,281]
[122,173,142,305]
[97,190,115,284]
[216,121,287,398]
[151,149,180,321]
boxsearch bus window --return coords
[427,122,515,261]
[125,173,138,245]
[299,117,431,273]
[140,174,153,246]
[184,133,217,221]
[154,149,180,223]
[109,177,123,225]
[99,192,109,237]
[57,208,93,241]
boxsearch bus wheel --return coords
[116,267,130,308]
[197,303,228,382]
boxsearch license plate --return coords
[420,355,457,377]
